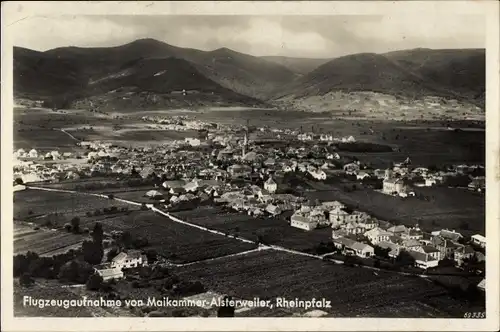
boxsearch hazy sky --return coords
[12,15,485,58]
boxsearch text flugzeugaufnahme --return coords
[23,296,332,310]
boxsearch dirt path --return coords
[59,129,81,142]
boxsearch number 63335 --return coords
[464,312,485,319]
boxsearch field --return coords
[14,107,484,167]
[14,222,86,256]
[98,210,256,263]
[172,206,332,251]
[174,250,482,317]
[14,189,130,221]
[303,181,485,236]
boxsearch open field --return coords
[304,183,484,236]
[172,206,332,251]
[174,250,482,317]
[99,210,257,263]
[14,189,130,221]
[14,222,86,256]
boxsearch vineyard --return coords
[101,210,257,263]
[14,189,130,221]
[172,207,332,251]
[14,222,87,256]
[174,250,469,317]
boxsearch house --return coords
[408,250,439,269]
[344,221,365,235]
[364,227,392,245]
[163,180,187,190]
[110,250,148,270]
[184,180,201,193]
[290,213,318,231]
[308,169,327,180]
[145,190,163,199]
[330,209,368,228]
[266,204,282,216]
[94,266,124,281]
[432,237,462,259]
[387,225,408,236]
[332,237,356,250]
[432,229,463,242]
[356,171,372,180]
[401,239,422,251]
[264,177,277,193]
[185,137,201,147]
[377,241,400,258]
[348,242,374,258]
[414,245,441,261]
[471,234,486,248]
[383,177,408,196]
[227,164,252,179]
[401,226,423,240]
[468,177,485,192]
[28,149,38,158]
[454,245,476,266]
[322,201,345,212]
[343,163,360,175]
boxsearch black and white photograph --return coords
[1,1,499,331]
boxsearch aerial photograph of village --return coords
[11,14,486,318]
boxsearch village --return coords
[13,115,487,296]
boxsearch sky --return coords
[12,15,485,58]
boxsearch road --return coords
[26,185,430,277]
[59,129,81,142]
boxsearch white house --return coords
[264,177,277,193]
[28,149,38,158]
[290,213,318,231]
[110,250,148,270]
[94,267,124,281]
[364,227,392,245]
[409,250,439,269]
[471,234,486,248]
[346,242,374,258]
[308,169,327,180]
[185,138,201,147]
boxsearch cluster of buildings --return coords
[95,250,148,281]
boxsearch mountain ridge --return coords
[14,39,485,112]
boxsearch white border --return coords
[1,1,499,331]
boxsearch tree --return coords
[86,273,104,291]
[91,223,104,244]
[14,178,24,185]
[71,217,80,233]
[395,251,416,267]
[19,273,35,287]
[374,246,390,259]
[108,194,115,200]
[64,223,72,232]
[107,247,119,262]
[82,240,104,265]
